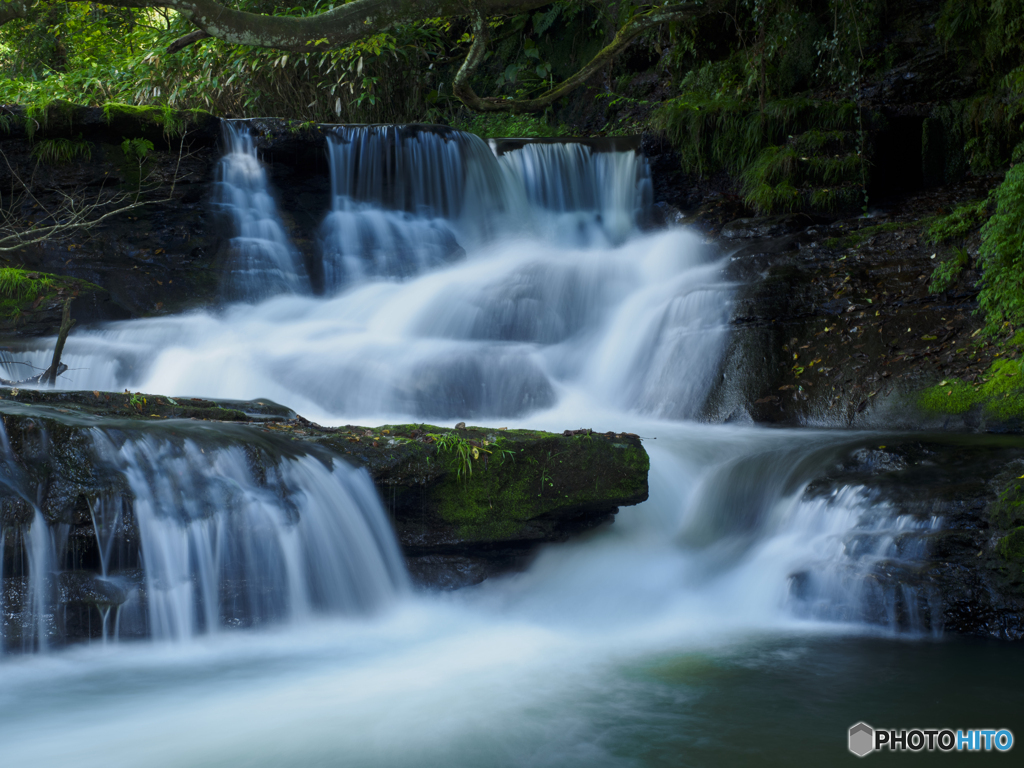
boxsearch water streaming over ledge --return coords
[0,422,407,650]
[1,124,941,659]
[216,123,310,301]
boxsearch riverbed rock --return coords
[804,437,1024,640]
[0,388,650,621]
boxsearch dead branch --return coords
[42,297,75,386]
[0,133,198,255]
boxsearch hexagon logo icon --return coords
[849,722,874,757]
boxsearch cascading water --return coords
[496,141,652,245]
[216,122,309,300]
[0,423,407,650]
[0,125,974,767]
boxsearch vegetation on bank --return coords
[917,333,1024,420]
[0,267,101,324]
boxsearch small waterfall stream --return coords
[216,123,309,301]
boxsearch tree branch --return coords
[167,28,212,54]
[171,0,558,53]
[455,3,712,113]
[0,134,198,254]
[0,1,714,113]
[0,1,31,27]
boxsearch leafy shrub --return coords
[928,199,991,243]
[977,161,1024,333]
[929,247,970,293]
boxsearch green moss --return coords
[997,526,1024,560]
[24,99,77,140]
[428,433,649,541]
[101,103,211,138]
[918,355,1024,418]
[990,479,1024,529]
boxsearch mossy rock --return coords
[997,526,1024,561]
[0,394,650,553]
[0,268,114,338]
[101,103,216,142]
[990,478,1024,529]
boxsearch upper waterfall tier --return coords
[215,122,656,294]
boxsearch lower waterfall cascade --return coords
[0,123,1014,768]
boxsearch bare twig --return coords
[0,133,197,255]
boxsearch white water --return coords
[0,128,944,765]
[216,123,309,300]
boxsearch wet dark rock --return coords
[0,389,649,607]
[701,174,1008,430]
[59,572,137,607]
[805,437,1024,640]
[720,214,828,240]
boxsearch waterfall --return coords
[318,126,653,291]
[0,420,408,649]
[496,141,653,245]
[92,433,409,641]
[5,123,941,650]
[216,122,309,300]
[319,125,514,290]
[785,487,942,632]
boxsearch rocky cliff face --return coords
[695,175,1017,432]
[0,107,343,331]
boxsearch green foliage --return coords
[929,99,1024,181]
[928,199,991,243]
[453,111,575,139]
[977,162,1024,334]
[30,135,91,165]
[121,137,153,162]
[103,103,190,138]
[929,247,970,293]
[429,432,512,482]
[657,92,857,181]
[0,3,455,124]
[0,268,55,301]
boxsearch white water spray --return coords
[216,122,309,300]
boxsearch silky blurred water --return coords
[0,128,1011,765]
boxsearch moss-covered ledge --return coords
[0,388,650,588]
[0,268,124,338]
